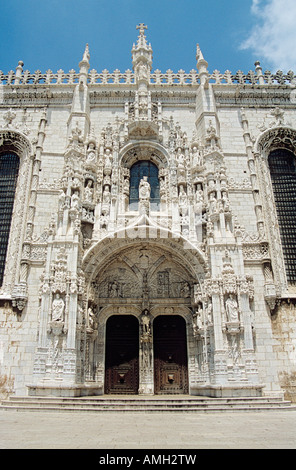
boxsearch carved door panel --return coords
[105,315,139,394]
[154,315,189,394]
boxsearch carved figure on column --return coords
[225,294,239,323]
[209,192,218,214]
[192,145,202,167]
[221,191,230,212]
[194,187,203,214]
[84,180,93,203]
[141,309,151,337]
[104,149,113,175]
[193,304,203,336]
[71,190,80,210]
[139,176,150,214]
[137,62,149,81]
[139,176,150,200]
[179,185,188,216]
[86,142,96,164]
[207,301,213,325]
[52,293,65,322]
[101,186,111,215]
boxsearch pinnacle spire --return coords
[132,23,153,73]
[79,43,90,88]
[196,44,207,67]
[82,43,90,64]
[196,44,208,86]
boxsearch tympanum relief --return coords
[92,246,193,301]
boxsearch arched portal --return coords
[153,315,188,394]
[82,227,206,395]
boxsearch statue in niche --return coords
[71,190,80,209]
[192,146,202,167]
[225,294,239,323]
[194,188,203,214]
[101,186,111,215]
[137,62,148,81]
[179,185,188,215]
[176,148,186,170]
[139,176,150,200]
[209,192,218,214]
[221,191,230,212]
[104,149,112,174]
[86,142,96,163]
[52,293,65,322]
[84,180,93,203]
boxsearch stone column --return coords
[138,310,154,394]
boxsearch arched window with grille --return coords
[129,160,160,211]
[0,152,20,286]
[268,148,296,284]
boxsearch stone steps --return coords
[1,395,295,413]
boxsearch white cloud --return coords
[240,0,296,71]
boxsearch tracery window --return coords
[269,148,296,283]
[129,160,160,211]
[0,152,20,285]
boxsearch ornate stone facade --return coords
[1,25,296,399]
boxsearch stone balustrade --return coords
[0,65,295,86]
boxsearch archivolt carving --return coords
[83,230,206,289]
[255,126,296,155]
[119,141,169,168]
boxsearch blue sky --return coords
[1,0,296,75]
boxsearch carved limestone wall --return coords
[271,300,296,402]
[1,24,296,398]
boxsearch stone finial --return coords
[132,23,153,74]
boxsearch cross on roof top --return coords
[136,23,147,36]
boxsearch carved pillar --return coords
[12,110,47,311]
[240,109,265,237]
[139,308,154,394]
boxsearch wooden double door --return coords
[104,314,188,395]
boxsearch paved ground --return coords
[0,409,296,449]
